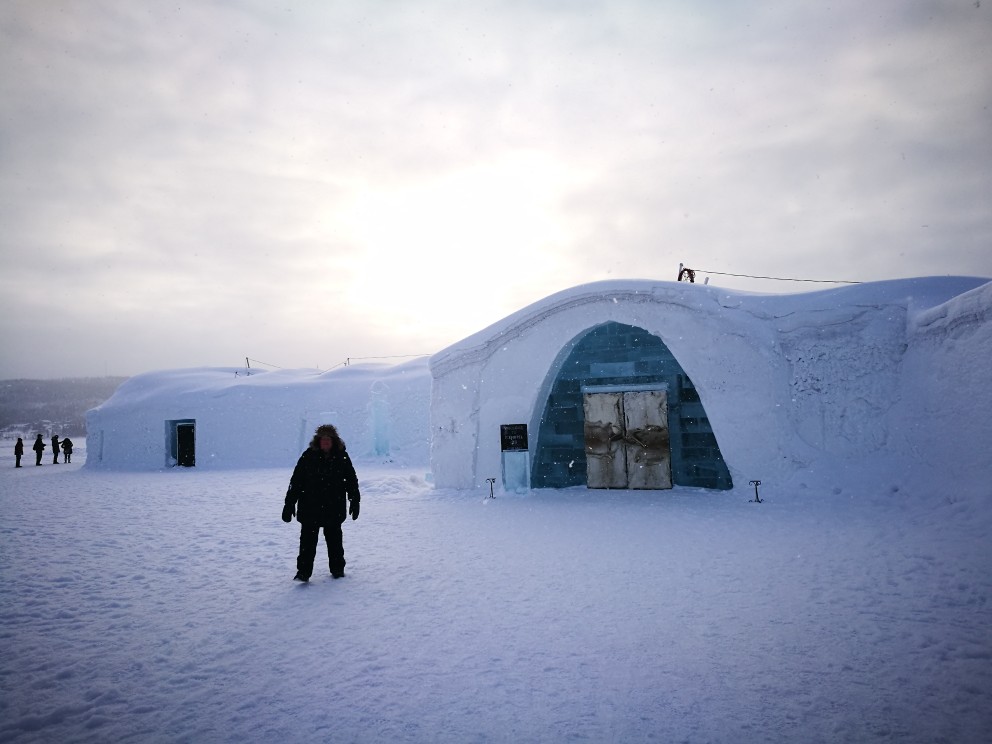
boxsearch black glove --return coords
[282,503,295,523]
[349,498,360,520]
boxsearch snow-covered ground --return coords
[1,438,990,743]
[3,276,990,742]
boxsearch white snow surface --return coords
[2,277,991,742]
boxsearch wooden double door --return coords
[583,389,672,490]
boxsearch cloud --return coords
[1,0,989,377]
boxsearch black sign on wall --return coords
[500,424,528,452]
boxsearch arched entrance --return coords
[531,322,732,490]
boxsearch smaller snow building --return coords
[85,360,432,470]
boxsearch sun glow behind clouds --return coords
[343,154,569,335]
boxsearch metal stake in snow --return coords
[486,478,496,499]
[749,480,762,503]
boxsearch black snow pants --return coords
[296,521,345,579]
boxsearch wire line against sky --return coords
[686,268,862,284]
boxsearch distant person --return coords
[282,424,361,582]
[14,437,24,467]
[51,435,60,464]
[61,437,73,463]
[32,434,45,466]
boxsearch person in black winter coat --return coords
[14,437,24,467]
[33,435,45,466]
[282,424,361,582]
[61,437,73,463]
[51,435,60,464]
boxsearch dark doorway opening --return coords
[167,419,196,467]
[177,423,195,467]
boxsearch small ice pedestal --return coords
[499,424,529,494]
[370,381,390,457]
[501,450,530,493]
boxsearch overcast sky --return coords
[1,0,989,379]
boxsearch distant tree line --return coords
[0,377,128,438]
